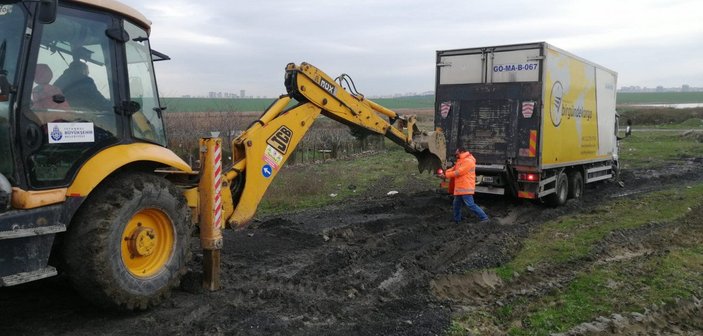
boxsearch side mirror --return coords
[37,0,57,24]
[616,118,632,140]
[126,100,141,114]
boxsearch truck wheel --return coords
[546,172,568,207]
[568,171,584,199]
[62,172,190,310]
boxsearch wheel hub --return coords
[127,226,157,257]
[121,208,175,278]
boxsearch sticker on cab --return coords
[0,5,13,15]
[48,122,95,144]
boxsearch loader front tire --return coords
[63,172,190,310]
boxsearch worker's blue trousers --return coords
[453,195,488,222]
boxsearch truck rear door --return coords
[435,44,543,167]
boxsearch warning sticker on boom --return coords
[263,145,283,170]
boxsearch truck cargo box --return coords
[434,42,620,203]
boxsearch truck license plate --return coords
[480,176,493,183]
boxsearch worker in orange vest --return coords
[440,147,489,223]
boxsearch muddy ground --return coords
[1,158,702,336]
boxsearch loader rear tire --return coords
[63,172,190,310]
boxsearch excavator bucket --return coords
[412,131,446,173]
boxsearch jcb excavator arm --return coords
[221,62,446,228]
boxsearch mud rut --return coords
[1,158,702,336]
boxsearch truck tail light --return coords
[518,173,538,182]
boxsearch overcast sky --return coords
[119,0,703,98]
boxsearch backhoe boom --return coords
[221,62,445,228]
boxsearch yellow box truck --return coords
[435,42,626,205]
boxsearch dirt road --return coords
[1,158,702,336]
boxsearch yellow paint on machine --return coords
[541,47,610,166]
[67,143,192,197]
[227,103,323,228]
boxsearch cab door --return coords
[19,4,121,189]
[123,20,167,146]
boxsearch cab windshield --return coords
[0,3,26,177]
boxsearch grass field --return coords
[257,144,437,216]
[162,92,703,113]
[618,107,703,126]
[162,95,435,113]
[618,129,703,169]
[617,92,703,105]
[441,124,703,335]
[162,97,277,112]
[258,123,703,213]
[464,183,703,336]
[254,124,703,335]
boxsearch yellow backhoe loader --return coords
[0,0,445,310]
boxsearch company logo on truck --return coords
[562,105,593,121]
[550,82,564,127]
[550,81,594,127]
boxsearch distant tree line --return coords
[163,111,386,167]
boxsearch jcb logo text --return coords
[267,126,294,155]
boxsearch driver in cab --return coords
[54,61,111,111]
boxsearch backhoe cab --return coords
[0,0,445,310]
[1,0,190,310]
